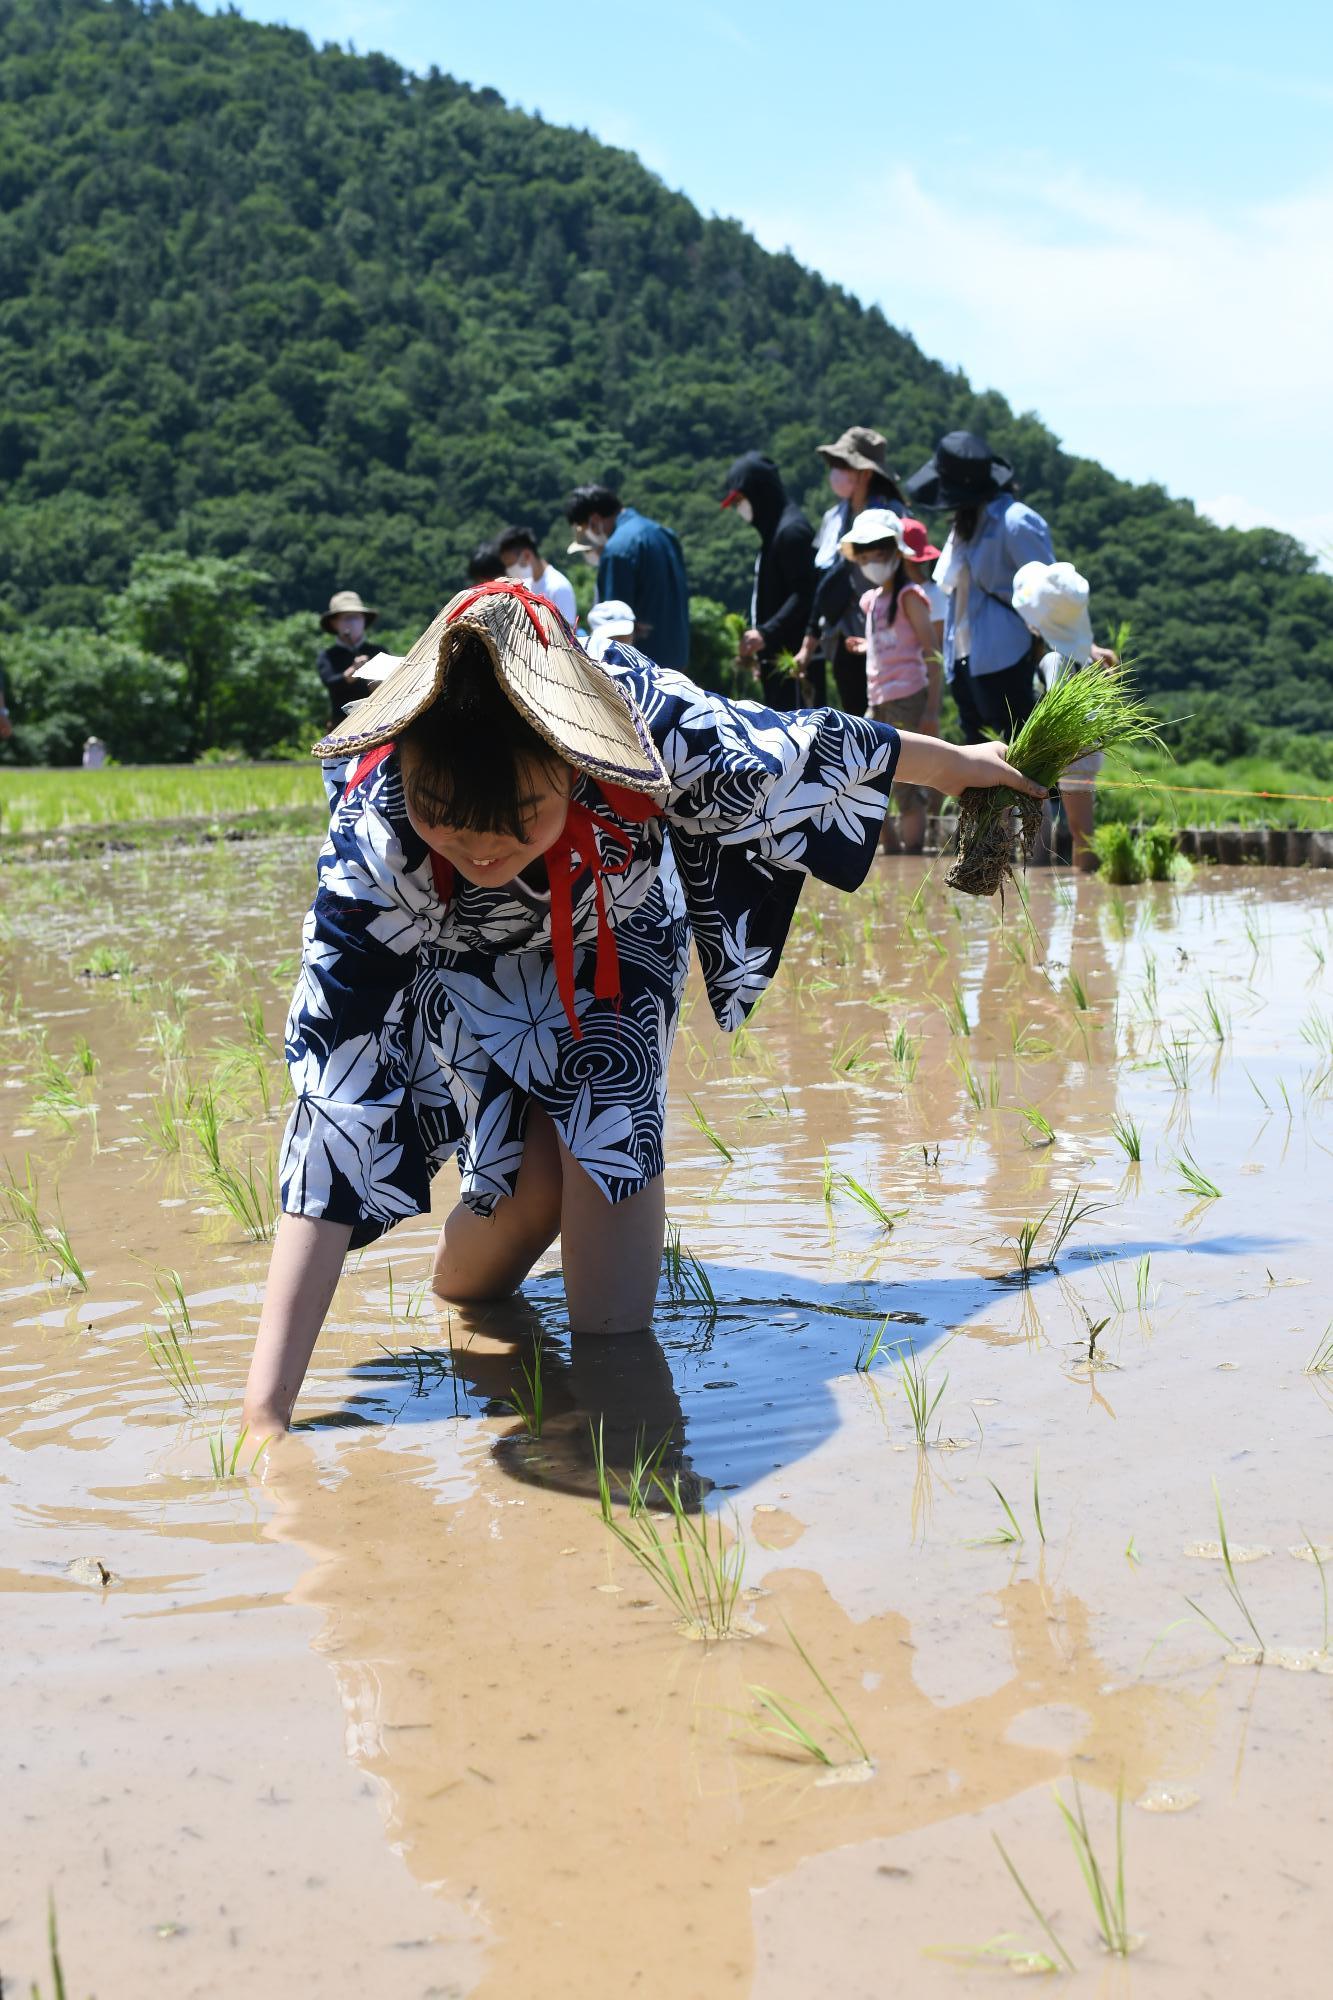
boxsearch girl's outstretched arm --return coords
[894,732,1047,801]
[242,1214,354,1439]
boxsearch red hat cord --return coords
[446,576,574,645]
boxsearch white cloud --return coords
[744,164,1333,552]
[1200,495,1333,570]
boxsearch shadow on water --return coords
[298,1232,1289,1501]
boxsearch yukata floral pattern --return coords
[280,648,900,1247]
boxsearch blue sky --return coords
[212,0,1333,556]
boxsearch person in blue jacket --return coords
[565,485,690,670]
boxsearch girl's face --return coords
[400,750,575,888]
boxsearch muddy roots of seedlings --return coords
[947,789,1047,898]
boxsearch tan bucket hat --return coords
[319,589,378,633]
[310,581,669,795]
[816,426,891,475]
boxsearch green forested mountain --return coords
[1,0,1330,763]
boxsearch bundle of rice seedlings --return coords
[948,662,1162,897]
[1089,822,1146,885]
[1139,822,1180,881]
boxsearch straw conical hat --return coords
[310,581,668,796]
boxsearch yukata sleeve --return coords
[603,650,900,1031]
[279,840,453,1246]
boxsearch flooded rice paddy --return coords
[2,836,1331,1996]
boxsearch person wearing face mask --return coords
[495,524,578,627]
[792,427,905,713]
[720,452,818,709]
[842,509,941,855]
[564,484,690,670]
[315,590,380,727]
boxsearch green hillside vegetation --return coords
[1,0,1331,768]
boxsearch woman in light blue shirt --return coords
[904,432,1056,743]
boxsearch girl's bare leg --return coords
[243,1214,354,1436]
[557,1135,664,1334]
[433,1107,563,1301]
[1064,787,1096,871]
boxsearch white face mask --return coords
[860,558,896,586]
[828,467,857,499]
[582,523,609,551]
[735,496,755,525]
[576,547,600,569]
[504,560,535,584]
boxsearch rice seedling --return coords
[854,1314,896,1372]
[831,1173,905,1232]
[898,1342,947,1445]
[1304,1325,1333,1373]
[1306,936,1327,973]
[1015,1103,1055,1147]
[189,1084,224,1172]
[0,1157,87,1289]
[1139,953,1160,1017]
[1005,1205,1054,1277]
[820,1146,834,1205]
[1302,1530,1330,1654]
[1009,1018,1054,1060]
[972,1479,1026,1547]
[1125,1534,1141,1564]
[925,1935,1064,1978]
[1174,1149,1221,1200]
[1033,1453,1047,1544]
[508,1341,545,1438]
[937,982,971,1036]
[1185,1482,1266,1657]
[1135,1254,1154,1310]
[1300,1007,1333,1061]
[742,1620,870,1769]
[685,1095,734,1164]
[71,1034,97,1075]
[1053,1780,1133,1958]
[1111,1112,1142,1161]
[589,1421,745,1639]
[831,1030,881,1079]
[1045,1187,1104,1265]
[1090,820,1146,885]
[215,1037,277,1115]
[207,1421,268,1479]
[1194,984,1231,1041]
[145,1268,205,1409]
[1104,889,1132,939]
[81,943,135,978]
[1243,905,1268,960]
[139,1082,192,1154]
[207,1147,278,1240]
[1096,1260,1130,1315]
[28,1893,77,2000]
[1160,1034,1193,1091]
[887,1021,920,1084]
[988,1835,1076,1974]
[1243,1066,1270,1112]
[947,660,1163,896]
[951,1051,987,1111]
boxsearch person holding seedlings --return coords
[793,426,906,714]
[720,452,819,708]
[904,431,1055,744]
[840,508,941,855]
[240,580,1044,1436]
[1012,560,1117,872]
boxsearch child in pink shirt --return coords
[842,510,942,854]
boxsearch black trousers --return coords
[761,656,827,710]
[952,654,1038,744]
[831,640,867,715]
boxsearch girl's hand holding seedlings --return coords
[894,731,1049,802]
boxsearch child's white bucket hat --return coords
[1011,560,1095,664]
[839,507,905,559]
[311,581,668,796]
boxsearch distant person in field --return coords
[904,431,1056,744]
[0,665,12,745]
[1012,560,1117,873]
[793,427,905,713]
[720,452,818,709]
[496,524,578,627]
[564,485,690,670]
[841,509,941,854]
[316,590,380,728]
[467,539,506,584]
[82,735,107,769]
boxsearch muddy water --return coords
[2,841,1332,1996]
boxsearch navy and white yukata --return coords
[280,650,900,1248]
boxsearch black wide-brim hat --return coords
[903,430,1015,512]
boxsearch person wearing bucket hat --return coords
[315,589,380,727]
[240,579,1046,1437]
[1012,560,1118,872]
[904,431,1056,745]
[794,426,906,714]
